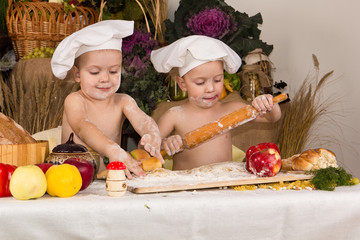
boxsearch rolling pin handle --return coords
[273,93,289,104]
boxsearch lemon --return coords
[10,165,47,200]
[46,164,82,198]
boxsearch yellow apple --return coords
[10,165,47,200]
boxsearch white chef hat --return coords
[150,35,241,77]
[51,20,134,79]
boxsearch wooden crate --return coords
[0,140,49,166]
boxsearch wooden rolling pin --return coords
[161,93,288,156]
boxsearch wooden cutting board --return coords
[127,171,312,194]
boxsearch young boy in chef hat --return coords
[51,20,163,179]
[151,35,282,170]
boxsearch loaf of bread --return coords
[282,148,338,171]
[0,112,37,144]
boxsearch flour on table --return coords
[127,161,257,188]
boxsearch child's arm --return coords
[157,109,183,156]
[252,94,282,123]
[122,96,164,163]
[63,93,145,179]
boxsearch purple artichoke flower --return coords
[186,8,235,39]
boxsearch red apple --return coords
[248,148,282,177]
[35,163,53,174]
[64,158,94,191]
[246,143,280,173]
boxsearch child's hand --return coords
[139,133,164,164]
[252,94,274,115]
[109,147,146,179]
[161,135,183,156]
[122,154,146,179]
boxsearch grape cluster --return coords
[22,47,55,59]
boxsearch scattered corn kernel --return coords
[232,185,258,191]
[232,180,315,191]
[351,178,359,185]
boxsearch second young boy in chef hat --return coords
[51,20,163,178]
[151,35,281,170]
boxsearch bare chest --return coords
[173,132,233,170]
[86,107,124,141]
[173,109,226,136]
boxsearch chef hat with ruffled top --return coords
[51,20,134,79]
[150,35,241,77]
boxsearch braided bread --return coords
[282,148,337,171]
[0,112,36,144]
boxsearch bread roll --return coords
[282,148,338,171]
[0,112,36,144]
[141,157,162,172]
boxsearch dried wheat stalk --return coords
[278,54,335,158]
[98,0,107,22]
[136,0,167,42]
[0,73,79,134]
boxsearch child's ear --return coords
[175,76,187,92]
[73,66,81,82]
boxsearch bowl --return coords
[45,150,101,175]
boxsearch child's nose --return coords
[100,72,110,82]
[205,82,215,92]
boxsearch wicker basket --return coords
[6,0,98,60]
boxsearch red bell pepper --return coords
[0,163,17,197]
[245,143,280,173]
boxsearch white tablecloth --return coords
[0,180,359,240]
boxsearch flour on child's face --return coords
[183,61,224,109]
[189,96,217,108]
[77,50,122,101]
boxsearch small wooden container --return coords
[0,140,49,166]
[106,161,127,197]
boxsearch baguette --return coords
[282,148,337,171]
[0,112,37,144]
